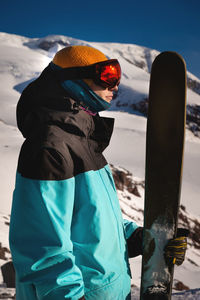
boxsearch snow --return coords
[0,121,22,215]
[0,32,200,298]
[187,88,200,105]
[102,111,147,178]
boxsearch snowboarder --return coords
[9,45,188,300]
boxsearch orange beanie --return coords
[52,45,108,68]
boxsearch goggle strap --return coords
[53,65,94,81]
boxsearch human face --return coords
[87,80,118,103]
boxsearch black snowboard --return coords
[140,52,187,300]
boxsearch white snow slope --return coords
[0,32,199,298]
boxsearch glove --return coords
[164,228,189,266]
[127,227,143,258]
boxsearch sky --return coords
[0,0,200,78]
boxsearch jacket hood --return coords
[16,65,114,151]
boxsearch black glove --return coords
[127,227,143,258]
[164,228,189,266]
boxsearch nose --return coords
[109,84,118,92]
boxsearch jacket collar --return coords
[35,100,115,152]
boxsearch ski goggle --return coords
[53,59,121,89]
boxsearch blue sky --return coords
[1,0,200,78]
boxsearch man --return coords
[9,45,187,300]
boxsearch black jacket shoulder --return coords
[18,140,73,180]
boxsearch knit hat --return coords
[52,45,108,68]
[53,45,108,87]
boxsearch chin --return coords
[105,98,112,103]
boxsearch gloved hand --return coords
[164,228,189,266]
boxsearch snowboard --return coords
[140,51,187,300]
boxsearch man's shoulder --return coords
[17,140,74,181]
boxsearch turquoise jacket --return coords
[9,65,138,299]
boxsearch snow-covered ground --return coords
[0,32,200,298]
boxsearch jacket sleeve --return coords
[123,219,139,239]
[9,148,85,300]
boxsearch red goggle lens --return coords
[95,60,121,88]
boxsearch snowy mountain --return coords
[0,32,200,298]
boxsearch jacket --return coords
[9,65,139,300]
